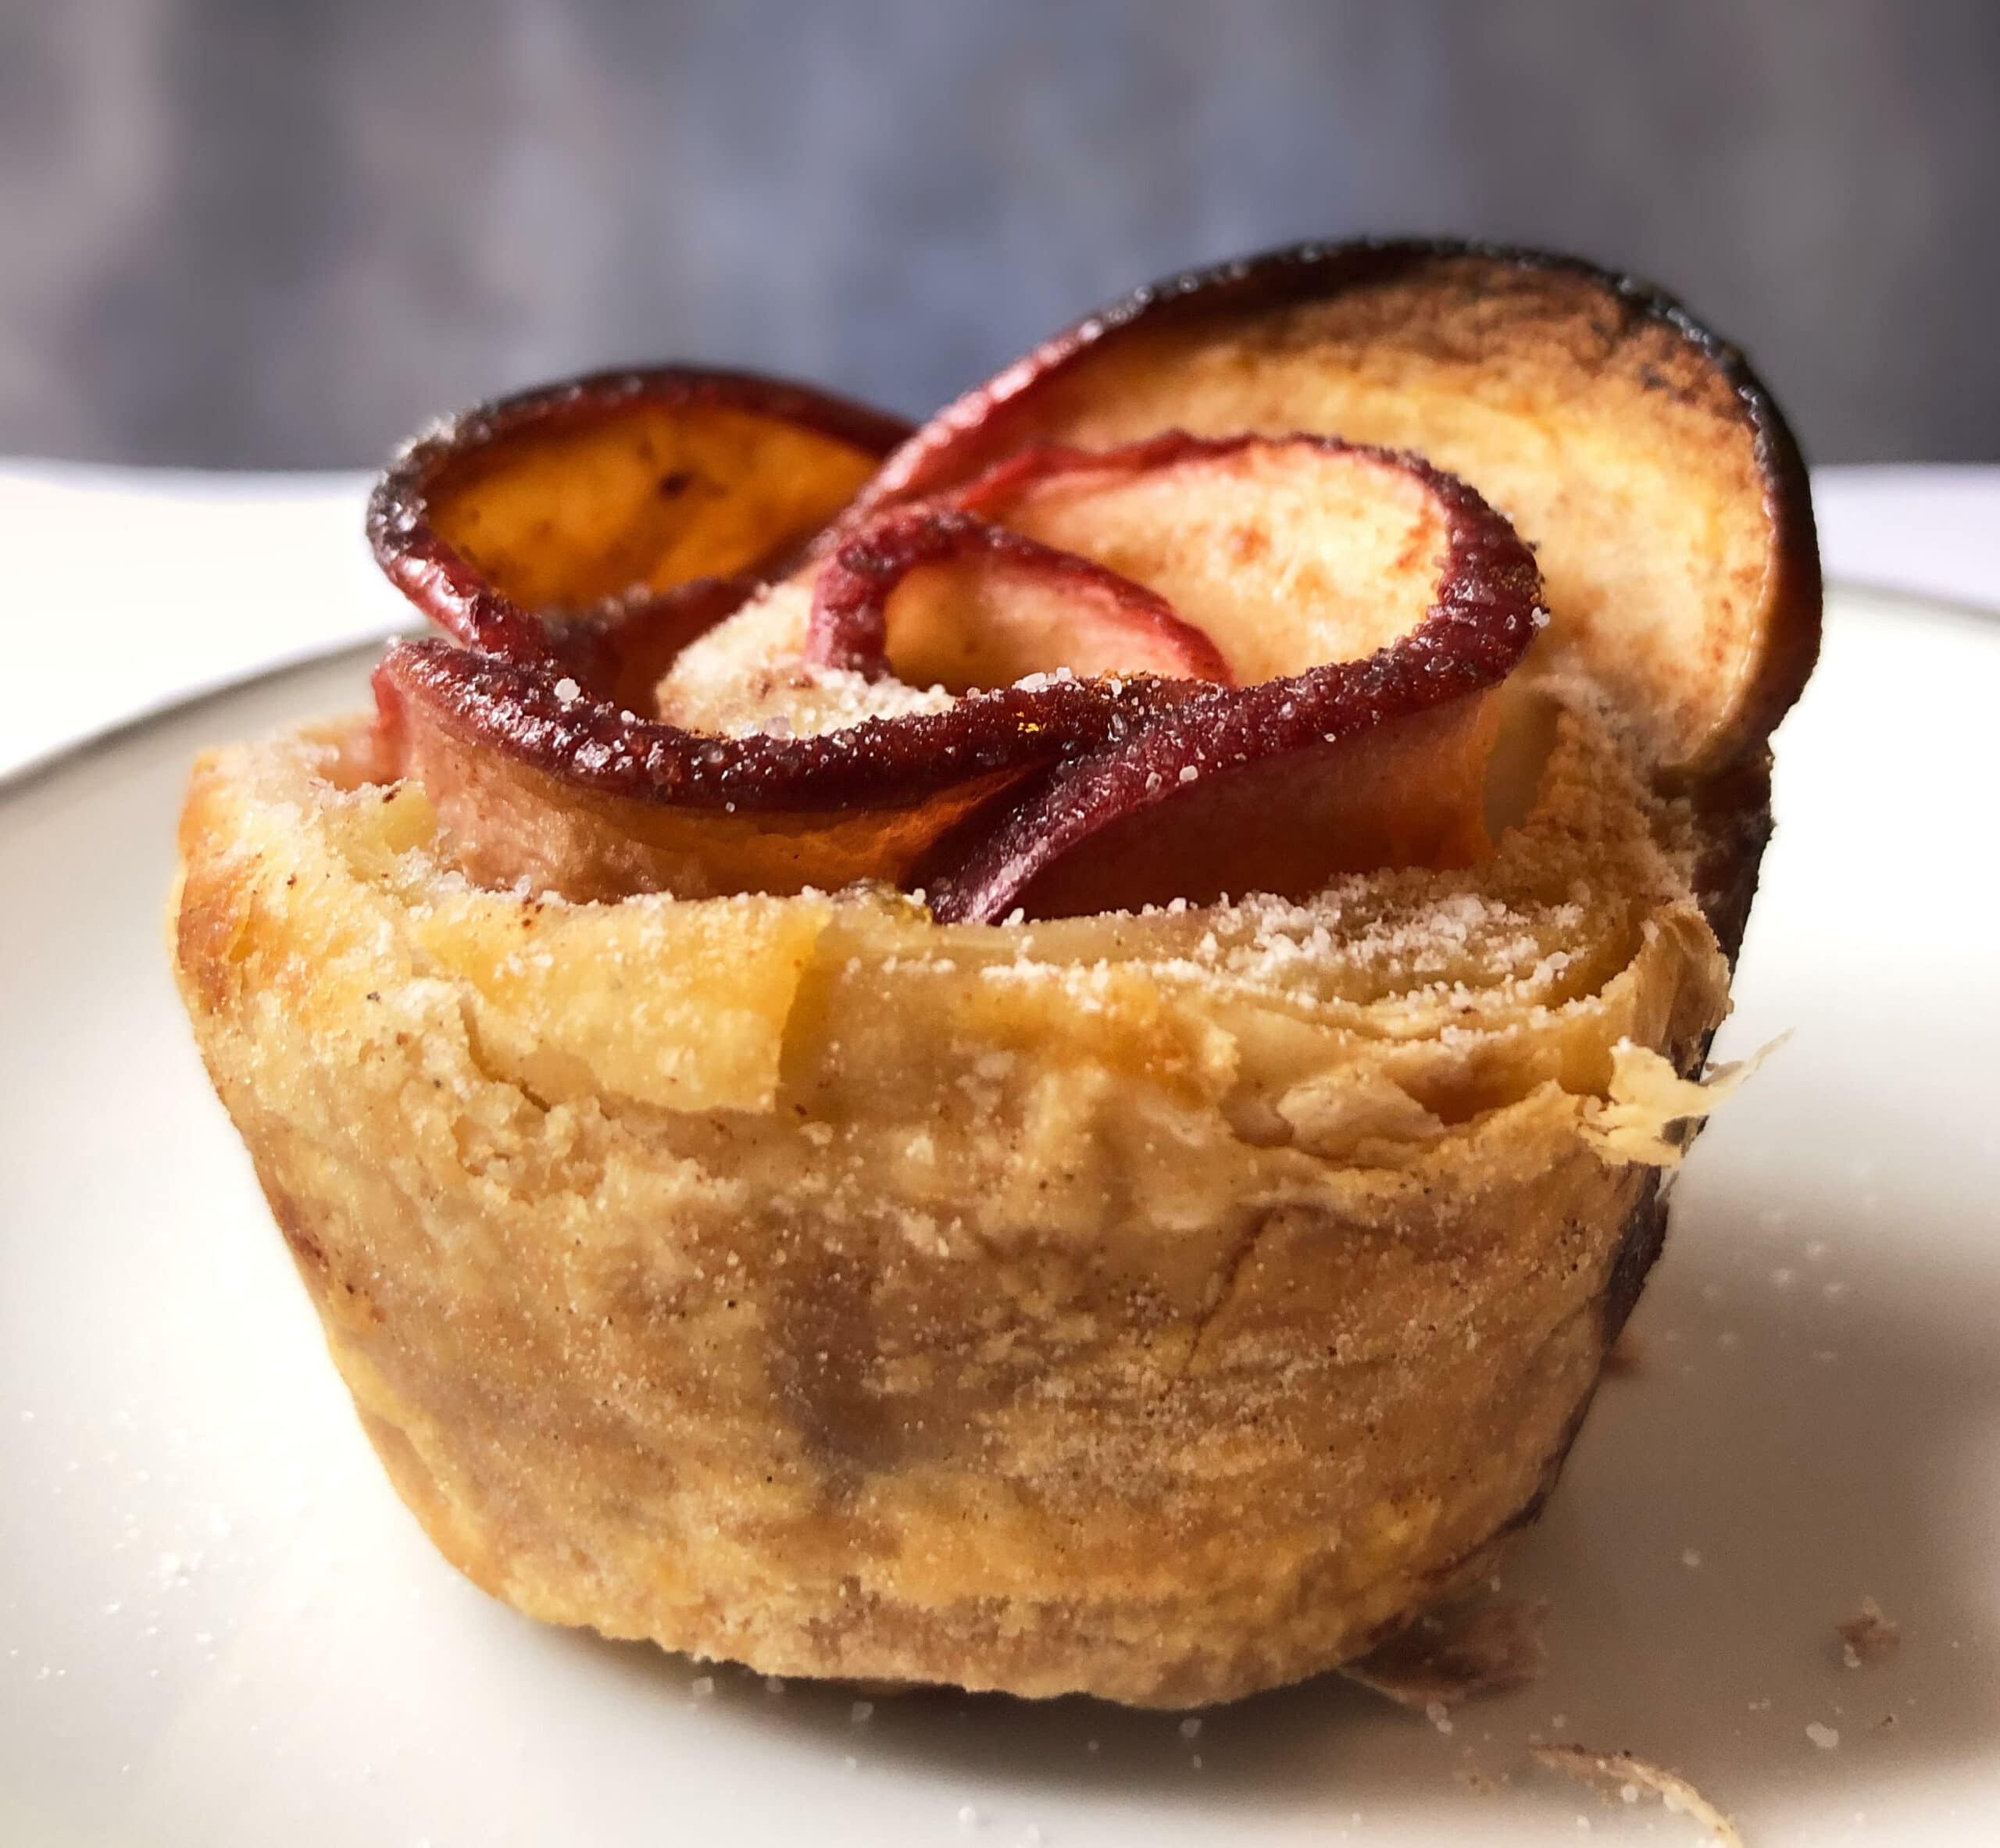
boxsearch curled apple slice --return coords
[857,239,1820,780]
[805,505,1232,687]
[373,644,1012,901]
[370,366,911,667]
[371,637,1190,903]
[920,441,1541,921]
[365,367,985,901]
[955,431,1474,681]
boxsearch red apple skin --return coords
[805,504,1233,687]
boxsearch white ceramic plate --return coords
[3,585,1997,1846]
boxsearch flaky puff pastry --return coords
[173,241,1817,1707]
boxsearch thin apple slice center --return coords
[805,506,1230,690]
[960,434,1450,684]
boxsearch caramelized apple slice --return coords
[951,700,1503,923]
[370,366,911,663]
[857,241,1820,777]
[362,369,1221,905]
[807,428,1495,693]
[957,432,1466,681]
[372,640,1185,903]
[923,444,1541,921]
[806,505,1231,687]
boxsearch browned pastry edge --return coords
[1505,770,1773,1572]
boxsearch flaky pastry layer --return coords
[173,695,1728,1704]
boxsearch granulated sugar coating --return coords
[659,582,962,739]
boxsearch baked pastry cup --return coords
[173,241,1819,1708]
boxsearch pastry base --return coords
[173,701,1736,1706]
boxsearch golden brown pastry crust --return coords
[174,696,1730,1706]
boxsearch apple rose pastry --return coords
[173,241,1819,1707]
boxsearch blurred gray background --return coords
[5,0,1997,469]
